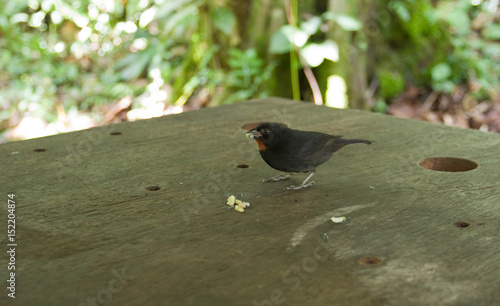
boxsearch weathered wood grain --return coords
[1,97,499,305]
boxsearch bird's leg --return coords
[284,170,316,191]
[262,172,291,183]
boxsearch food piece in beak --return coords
[246,130,261,139]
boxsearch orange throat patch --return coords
[255,139,267,151]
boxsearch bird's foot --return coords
[262,173,290,183]
[284,181,315,191]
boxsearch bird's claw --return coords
[284,181,315,191]
[262,173,290,183]
[305,180,315,187]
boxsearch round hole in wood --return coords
[453,221,470,228]
[358,256,383,266]
[110,132,122,136]
[34,148,46,152]
[146,186,161,191]
[236,164,250,168]
[418,157,477,172]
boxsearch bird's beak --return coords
[246,129,261,139]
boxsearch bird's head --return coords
[246,122,287,151]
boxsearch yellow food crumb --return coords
[227,195,236,207]
[227,195,250,212]
[331,216,346,223]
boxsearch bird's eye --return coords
[262,129,270,135]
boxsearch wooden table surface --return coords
[1,97,500,305]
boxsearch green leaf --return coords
[373,98,388,114]
[279,25,308,47]
[482,42,500,58]
[245,48,258,58]
[198,44,218,69]
[301,16,322,35]
[444,9,470,35]
[156,0,196,19]
[378,70,404,99]
[212,7,235,36]
[116,45,157,81]
[389,2,410,22]
[323,12,362,31]
[229,48,244,59]
[483,24,500,40]
[227,57,241,69]
[433,80,455,93]
[431,62,452,82]
[269,29,292,54]
[335,14,362,31]
[183,75,200,93]
[301,40,339,67]
[164,4,199,34]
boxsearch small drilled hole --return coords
[34,148,46,152]
[110,132,122,136]
[358,256,383,266]
[236,164,250,168]
[453,221,470,228]
[146,186,161,191]
[418,157,478,172]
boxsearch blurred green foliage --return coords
[0,0,499,140]
[375,0,500,102]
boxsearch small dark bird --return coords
[246,123,371,191]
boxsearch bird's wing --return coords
[297,133,341,160]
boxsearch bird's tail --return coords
[330,138,372,152]
[336,138,372,145]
